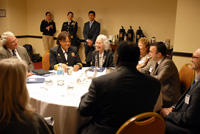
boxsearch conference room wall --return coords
[0,0,177,62]
[172,0,200,70]
[0,0,28,47]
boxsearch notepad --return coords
[26,78,45,83]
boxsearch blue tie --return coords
[89,21,92,28]
[12,50,16,56]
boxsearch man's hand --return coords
[160,107,173,117]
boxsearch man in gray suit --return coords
[140,42,181,108]
[160,48,200,134]
[83,10,100,66]
[79,41,161,134]
[0,31,34,72]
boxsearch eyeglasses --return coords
[10,38,18,44]
[191,55,200,59]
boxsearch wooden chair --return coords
[42,50,50,71]
[116,112,165,134]
[179,63,195,94]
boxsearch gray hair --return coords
[95,34,110,51]
[0,31,15,46]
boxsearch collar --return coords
[8,48,16,54]
[157,57,164,65]
[195,74,200,82]
[99,51,104,57]
[61,47,68,54]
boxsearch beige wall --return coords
[1,0,177,62]
[173,0,200,70]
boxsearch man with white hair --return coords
[0,31,34,72]
[160,48,200,134]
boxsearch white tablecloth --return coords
[27,68,162,134]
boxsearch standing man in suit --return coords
[83,10,100,66]
[160,48,200,134]
[49,31,82,71]
[0,31,34,72]
[140,42,181,108]
[61,11,79,48]
[79,41,161,134]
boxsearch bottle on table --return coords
[57,63,64,86]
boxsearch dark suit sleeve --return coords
[79,79,98,117]
[49,49,58,70]
[83,23,88,41]
[75,50,82,67]
[166,85,200,127]
[106,51,114,67]
[91,22,100,43]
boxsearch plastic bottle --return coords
[57,63,65,86]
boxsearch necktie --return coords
[12,50,16,56]
[155,62,158,70]
[64,51,68,61]
[89,21,92,28]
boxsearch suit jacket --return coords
[79,66,161,134]
[83,20,100,45]
[140,56,181,107]
[61,20,78,47]
[0,46,34,71]
[91,50,114,67]
[49,45,82,70]
[165,76,200,134]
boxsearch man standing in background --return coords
[83,10,100,66]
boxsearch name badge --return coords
[185,94,190,104]
[149,66,153,73]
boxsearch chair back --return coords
[116,112,165,134]
[42,50,50,71]
[179,63,195,94]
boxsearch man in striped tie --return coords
[160,48,200,134]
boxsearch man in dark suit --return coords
[83,10,100,66]
[160,48,200,134]
[78,41,161,134]
[49,31,82,71]
[140,42,181,108]
[0,31,34,72]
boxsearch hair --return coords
[151,41,167,56]
[0,31,15,46]
[45,11,51,16]
[138,37,150,53]
[67,11,74,16]
[114,41,140,67]
[56,31,71,45]
[88,10,95,16]
[95,34,110,51]
[0,58,33,129]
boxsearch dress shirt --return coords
[61,47,68,61]
[8,48,22,61]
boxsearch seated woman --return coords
[91,34,113,67]
[136,37,151,69]
[0,58,54,134]
[49,31,82,71]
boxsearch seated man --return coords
[78,41,161,134]
[49,31,82,71]
[0,31,34,77]
[140,42,181,108]
[91,34,113,67]
[160,48,200,134]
